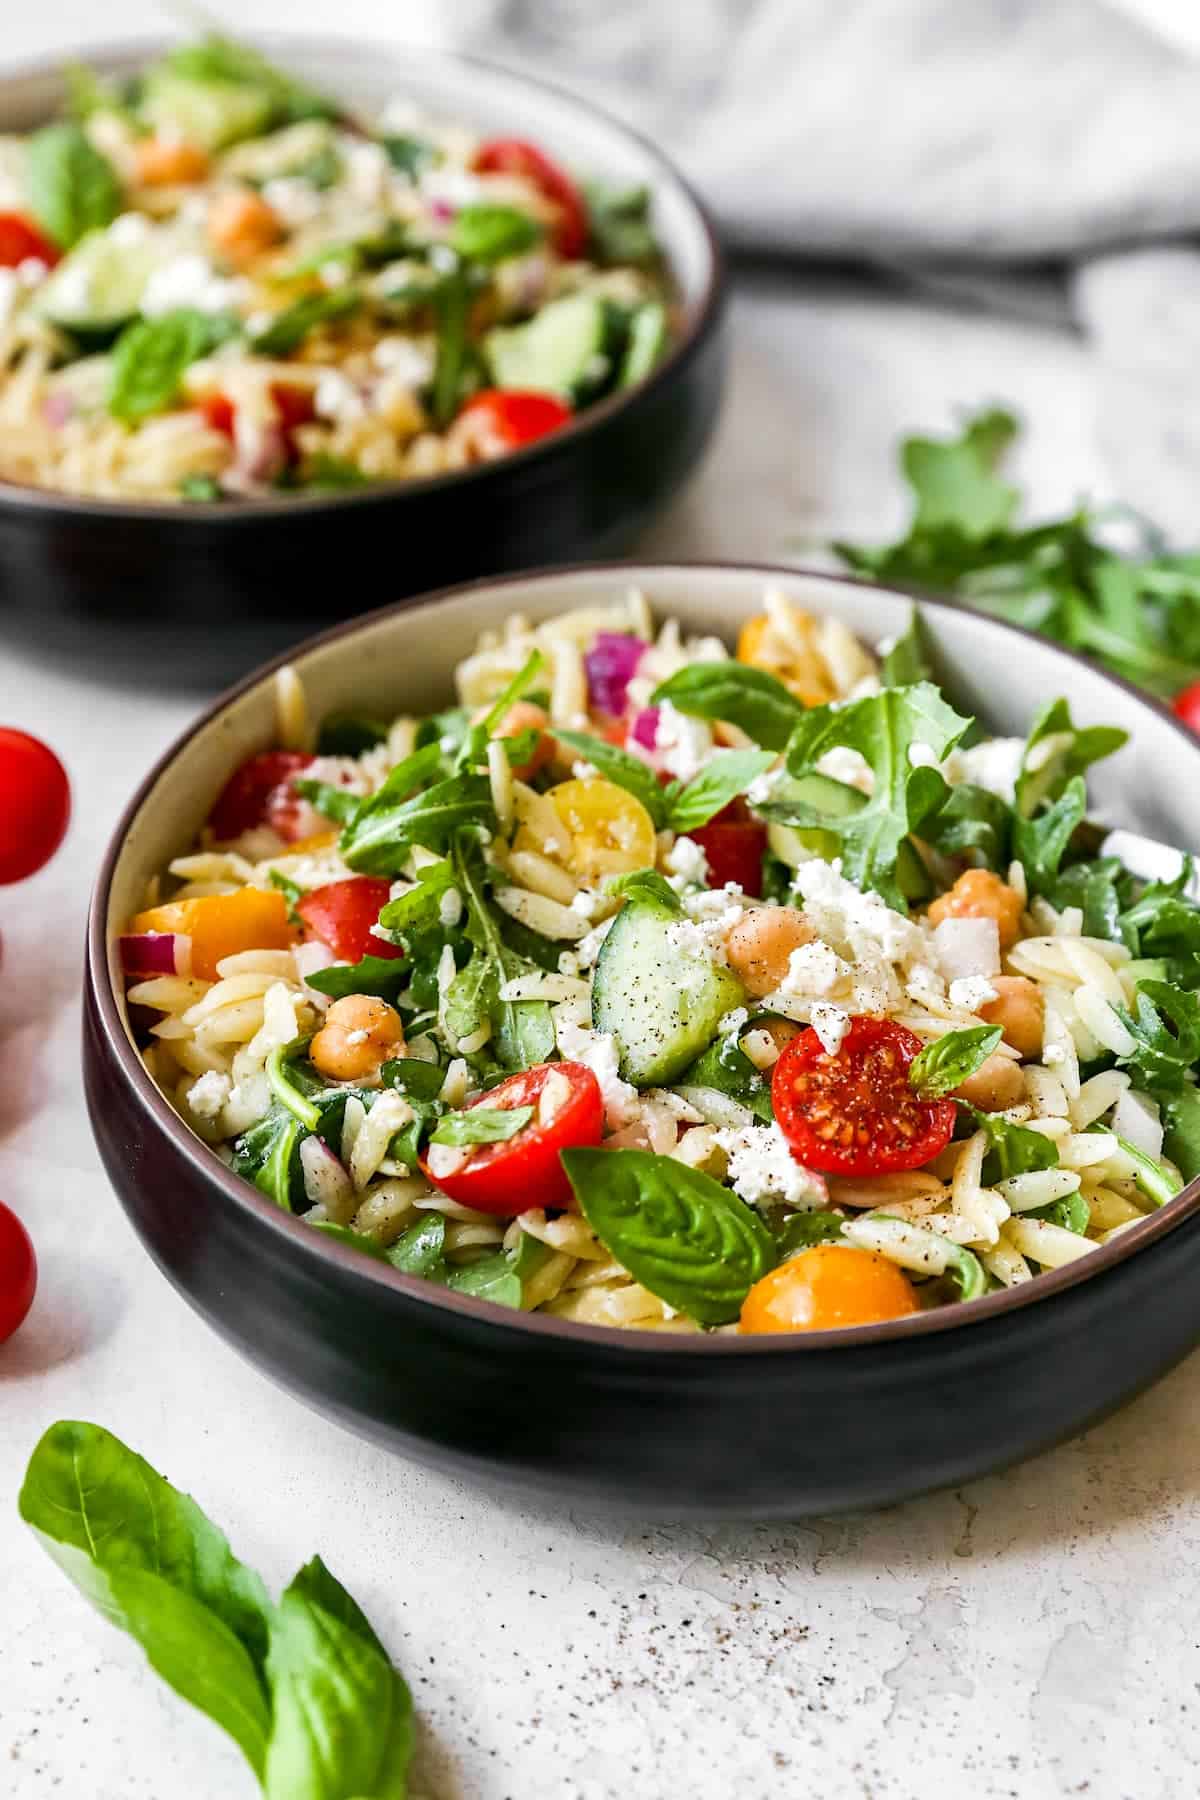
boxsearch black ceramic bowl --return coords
[0,42,724,687]
[84,564,1200,1518]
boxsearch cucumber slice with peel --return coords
[592,897,746,1085]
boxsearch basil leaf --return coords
[1026,1189,1090,1235]
[251,288,361,357]
[1163,1088,1200,1184]
[605,869,681,912]
[27,123,121,249]
[431,1104,533,1147]
[293,777,360,825]
[562,1146,776,1325]
[232,1106,307,1211]
[1114,980,1200,1091]
[957,1103,1059,1184]
[305,955,407,1004]
[766,682,971,909]
[1016,697,1128,819]
[387,1213,448,1278]
[165,35,337,125]
[776,1211,847,1253]
[450,203,541,262]
[445,1253,523,1309]
[650,663,804,752]
[263,1557,413,1798]
[909,1026,1002,1100]
[676,1030,773,1125]
[20,1421,273,1779]
[666,750,776,833]
[881,608,936,686]
[553,728,668,827]
[1011,775,1087,896]
[109,310,239,423]
[381,1057,446,1103]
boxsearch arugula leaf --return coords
[268,868,304,919]
[430,1105,533,1147]
[562,1147,776,1325]
[650,663,804,751]
[584,181,658,265]
[165,36,337,126]
[909,1026,1002,1100]
[958,1103,1060,1184]
[665,750,776,833]
[429,264,473,428]
[1114,1135,1182,1208]
[923,782,1012,869]
[1025,1188,1090,1235]
[317,714,389,756]
[292,454,371,493]
[180,473,223,502]
[763,683,970,908]
[553,728,669,827]
[1051,857,1129,946]
[386,1213,448,1279]
[232,1106,307,1211]
[881,608,936,686]
[1115,981,1200,1091]
[266,1039,321,1131]
[454,651,545,772]
[381,135,437,181]
[1162,1089,1200,1185]
[1120,861,1200,966]
[27,122,121,249]
[1011,775,1087,896]
[309,1221,391,1261]
[337,746,490,874]
[444,1232,551,1309]
[676,1029,774,1125]
[1015,697,1128,818]
[20,1421,274,1778]
[605,868,681,912]
[448,837,554,1070]
[293,777,360,825]
[378,860,457,941]
[251,288,361,356]
[109,309,240,423]
[450,204,541,262]
[305,955,408,1004]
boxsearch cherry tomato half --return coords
[202,383,316,448]
[473,138,588,258]
[296,877,404,965]
[459,388,573,449]
[0,728,70,884]
[0,1200,37,1342]
[740,1244,919,1333]
[772,1016,957,1176]
[208,751,315,842]
[1172,682,1200,734]
[0,212,60,269]
[420,1061,603,1215]
[687,801,768,897]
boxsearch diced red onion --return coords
[629,707,660,750]
[43,391,75,427]
[1112,1087,1163,1161]
[428,199,455,222]
[119,932,192,978]
[584,633,648,717]
[300,1135,355,1215]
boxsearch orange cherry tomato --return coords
[0,728,70,883]
[740,1244,919,1333]
[472,138,588,257]
[296,877,404,965]
[420,1062,603,1215]
[132,890,296,981]
[0,212,60,268]
[772,1016,957,1176]
[459,388,573,449]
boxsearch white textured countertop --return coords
[4,10,1199,1799]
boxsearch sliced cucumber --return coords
[766,773,931,902]
[37,222,198,342]
[483,293,613,402]
[141,70,273,152]
[592,898,745,1085]
[1124,958,1168,986]
[619,301,667,388]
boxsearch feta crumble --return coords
[948,975,999,1012]
[714,1123,827,1210]
[555,1015,640,1129]
[810,1001,851,1055]
[187,1070,232,1121]
[664,835,710,887]
[654,700,713,782]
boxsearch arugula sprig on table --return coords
[833,408,1200,699]
[19,1421,414,1799]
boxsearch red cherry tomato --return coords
[296,877,404,965]
[459,388,573,449]
[0,1200,36,1342]
[202,384,316,448]
[420,1061,603,1215]
[1172,682,1200,733]
[201,391,236,436]
[0,212,60,269]
[473,138,589,257]
[772,1016,957,1176]
[208,751,315,842]
[687,802,768,897]
[0,728,70,884]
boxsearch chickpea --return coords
[134,136,209,187]
[208,189,283,265]
[761,1018,803,1054]
[927,868,1024,952]
[724,905,816,997]
[979,975,1043,1060]
[954,1052,1024,1113]
[482,699,554,780]
[310,995,404,1082]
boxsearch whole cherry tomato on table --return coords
[0,212,60,269]
[472,138,589,257]
[772,1016,957,1176]
[1172,683,1200,733]
[0,1199,36,1343]
[0,728,70,884]
[296,877,404,966]
[421,1061,603,1215]
[207,751,316,842]
[458,389,573,450]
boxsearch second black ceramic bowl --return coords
[84,564,1200,1518]
[0,41,724,686]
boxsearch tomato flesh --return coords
[772,1016,956,1176]
[473,138,588,257]
[0,212,60,269]
[296,877,403,965]
[688,802,767,896]
[202,383,316,449]
[460,388,573,448]
[420,1061,603,1215]
[208,751,315,842]
[0,1200,36,1342]
[1172,681,1200,733]
[0,728,70,884]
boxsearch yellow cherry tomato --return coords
[739,1244,920,1333]
[547,777,658,883]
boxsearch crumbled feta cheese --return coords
[816,746,873,794]
[1043,1044,1067,1067]
[571,760,600,781]
[665,917,712,958]
[0,270,18,326]
[574,916,616,970]
[746,769,781,808]
[949,975,999,1012]
[262,176,326,227]
[372,335,435,386]
[665,835,709,887]
[187,1070,232,1121]
[314,370,365,424]
[344,1028,369,1046]
[141,253,244,318]
[557,950,581,977]
[109,212,151,248]
[570,889,606,921]
[944,737,1026,803]
[810,1002,851,1055]
[555,1017,640,1128]
[792,859,926,967]
[343,140,390,205]
[932,916,1001,981]
[654,700,713,782]
[719,1007,750,1038]
[715,1123,828,1210]
[905,964,945,1007]
[777,941,850,999]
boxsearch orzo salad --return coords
[0,37,668,501]
[121,592,1200,1333]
